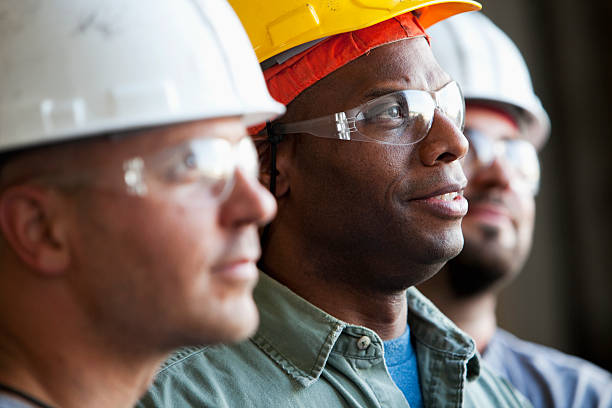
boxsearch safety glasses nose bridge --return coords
[465,129,540,195]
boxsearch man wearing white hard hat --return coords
[419,11,612,408]
[0,1,284,407]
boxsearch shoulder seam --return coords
[156,345,210,374]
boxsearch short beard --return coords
[446,257,506,298]
[446,224,509,298]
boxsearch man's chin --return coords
[175,297,260,347]
[217,298,260,343]
[446,244,517,298]
[400,230,465,287]
[463,218,518,252]
[423,227,466,264]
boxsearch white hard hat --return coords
[428,12,550,149]
[0,0,285,153]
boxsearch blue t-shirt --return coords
[0,394,35,408]
[383,325,423,408]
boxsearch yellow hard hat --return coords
[228,0,482,62]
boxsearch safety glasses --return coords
[123,136,259,199]
[271,81,465,145]
[464,128,540,195]
[21,136,259,203]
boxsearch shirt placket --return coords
[326,327,411,408]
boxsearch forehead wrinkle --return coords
[354,43,416,92]
[0,136,126,191]
[357,39,451,103]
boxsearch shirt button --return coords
[357,335,371,350]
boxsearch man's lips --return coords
[212,258,259,283]
[409,183,468,219]
[413,183,467,201]
[465,201,513,225]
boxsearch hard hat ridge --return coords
[229,0,482,63]
[0,0,285,154]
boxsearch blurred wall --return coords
[476,0,612,370]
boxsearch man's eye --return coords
[378,104,403,120]
[165,151,206,183]
[367,103,405,123]
[183,152,197,169]
[385,105,401,118]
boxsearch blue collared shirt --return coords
[484,328,612,408]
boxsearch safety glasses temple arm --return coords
[272,113,364,141]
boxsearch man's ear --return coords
[0,185,70,276]
[257,141,291,198]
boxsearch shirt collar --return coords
[406,286,481,381]
[252,272,480,386]
[251,272,346,386]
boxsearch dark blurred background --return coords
[475,0,612,371]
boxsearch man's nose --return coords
[468,155,513,192]
[219,168,277,228]
[418,109,469,166]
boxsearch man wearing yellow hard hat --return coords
[140,1,531,407]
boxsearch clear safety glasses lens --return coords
[273,81,464,146]
[435,80,465,132]
[464,128,540,195]
[123,137,259,199]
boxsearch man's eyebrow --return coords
[362,87,404,101]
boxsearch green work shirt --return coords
[139,273,531,407]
